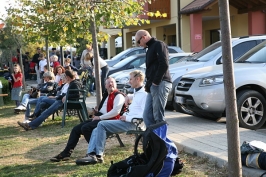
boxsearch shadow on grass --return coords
[0,161,109,177]
[0,137,134,177]
[0,116,82,140]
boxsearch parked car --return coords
[108,53,146,76]
[109,53,193,91]
[174,40,266,130]
[168,35,266,112]
[105,46,184,67]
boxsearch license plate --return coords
[175,96,185,104]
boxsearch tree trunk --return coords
[45,36,50,71]
[90,18,101,105]
[60,46,64,65]
[218,0,242,176]
[19,48,26,90]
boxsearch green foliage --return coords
[0,77,11,103]
[6,0,155,46]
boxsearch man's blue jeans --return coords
[29,99,63,129]
[21,94,30,107]
[25,96,47,119]
[143,81,172,127]
[25,98,38,119]
[87,120,136,155]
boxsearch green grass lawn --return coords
[0,104,227,177]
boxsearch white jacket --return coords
[124,87,147,122]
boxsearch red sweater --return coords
[13,72,23,88]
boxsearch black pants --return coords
[63,119,101,154]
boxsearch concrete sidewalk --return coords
[85,95,266,177]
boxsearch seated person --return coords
[50,77,125,162]
[50,55,60,74]
[25,74,69,122]
[14,71,56,112]
[17,70,81,130]
[54,66,65,85]
[64,65,79,80]
[75,70,147,165]
[64,58,78,72]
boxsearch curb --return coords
[175,141,266,177]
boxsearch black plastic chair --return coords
[61,89,89,127]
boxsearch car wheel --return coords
[173,101,194,115]
[237,90,266,130]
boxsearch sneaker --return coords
[50,153,70,162]
[17,121,32,131]
[76,154,103,165]
[14,105,26,111]
[23,120,31,123]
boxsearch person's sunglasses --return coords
[137,36,143,44]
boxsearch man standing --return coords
[32,47,42,84]
[75,70,147,165]
[49,77,125,162]
[23,52,30,80]
[134,30,178,177]
[135,30,172,127]
[17,70,81,130]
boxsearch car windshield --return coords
[112,55,137,68]
[236,41,266,63]
[185,42,222,62]
[140,63,146,68]
[109,48,132,60]
[178,55,193,62]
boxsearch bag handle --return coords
[134,134,143,156]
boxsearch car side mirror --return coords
[217,58,223,64]
[127,65,134,69]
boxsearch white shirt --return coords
[124,87,147,122]
[92,57,108,69]
[39,59,47,72]
[55,75,61,83]
[99,94,125,120]
[60,83,69,94]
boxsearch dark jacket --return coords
[145,38,172,92]
[38,81,56,94]
[56,79,81,100]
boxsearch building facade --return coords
[102,0,266,57]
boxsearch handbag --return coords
[29,87,40,98]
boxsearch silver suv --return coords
[170,35,266,113]
[105,46,184,67]
[174,40,266,130]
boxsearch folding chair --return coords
[61,89,89,127]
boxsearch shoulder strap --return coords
[98,91,109,110]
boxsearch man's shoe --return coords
[50,153,70,162]
[28,116,37,121]
[76,154,102,165]
[17,121,32,131]
[14,105,26,111]
[96,155,104,163]
[28,113,35,118]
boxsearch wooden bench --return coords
[0,94,8,97]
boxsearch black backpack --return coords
[107,121,183,177]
